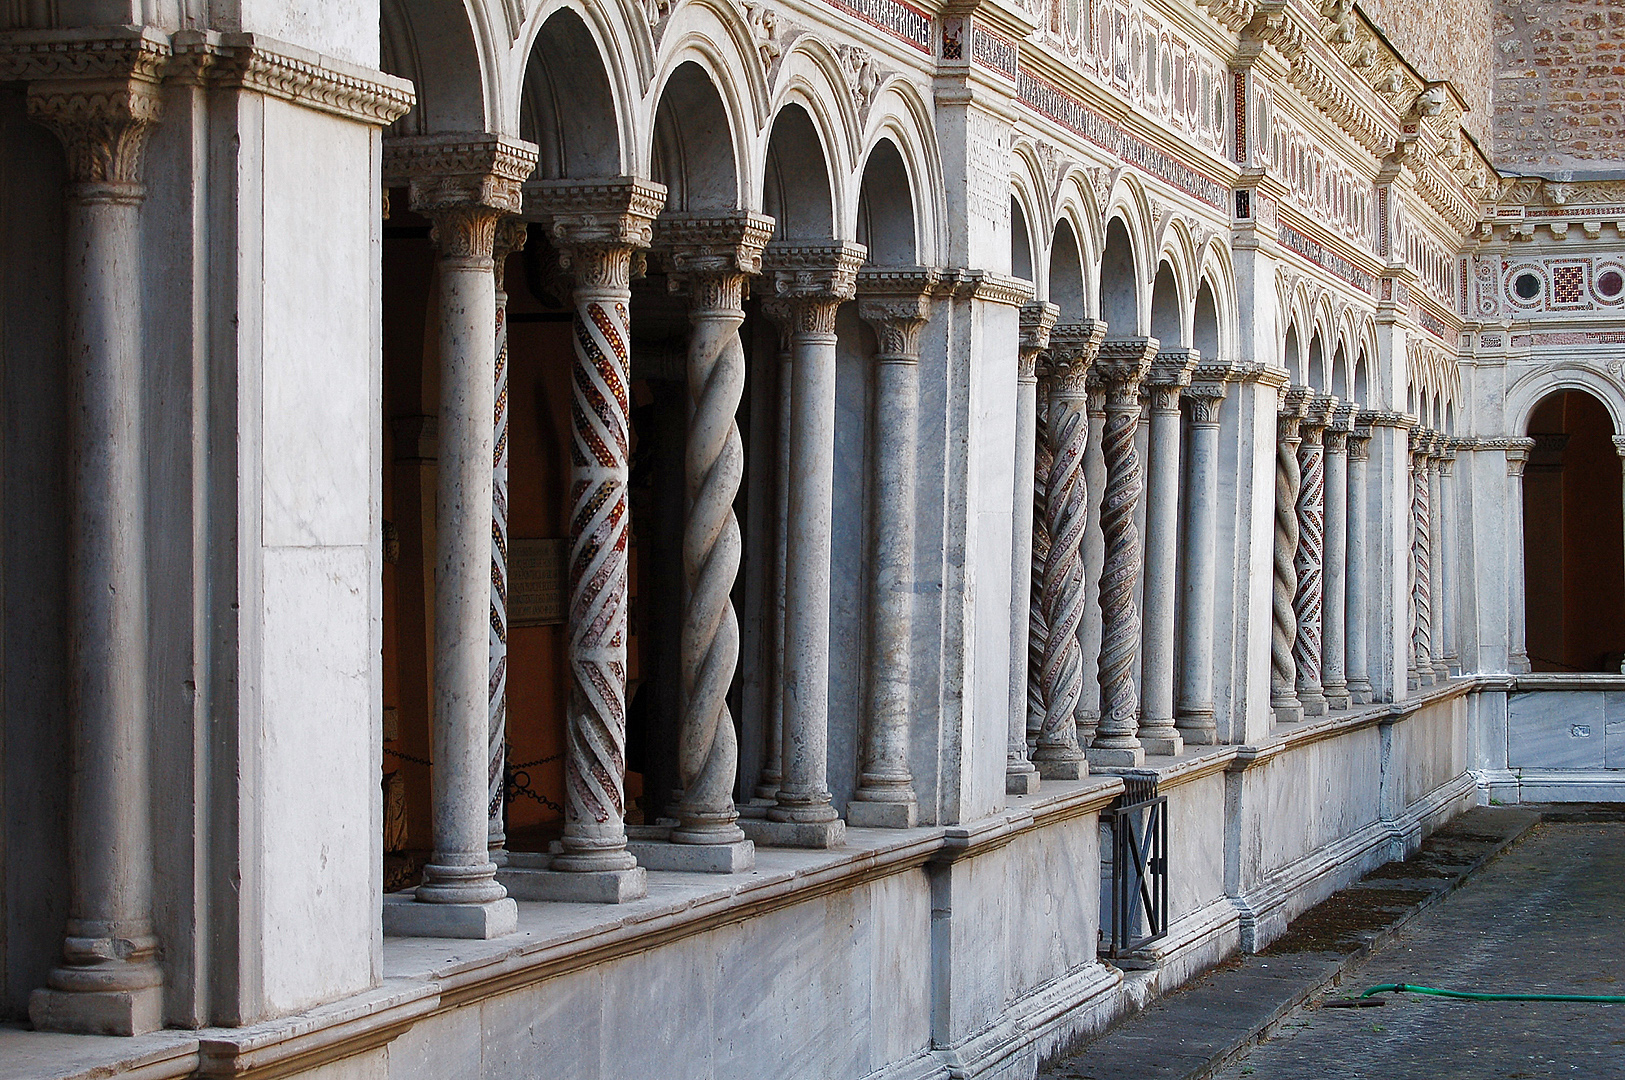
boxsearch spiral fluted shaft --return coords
[1412,449,1432,683]
[1272,416,1303,717]
[1028,389,1052,750]
[1035,382,1089,768]
[1293,419,1328,715]
[488,264,510,854]
[1094,386,1145,750]
[676,284,748,844]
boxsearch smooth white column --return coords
[1272,392,1307,725]
[1176,375,1230,743]
[1139,349,1198,755]
[1320,405,1353,710]
[852,268,937,826]
[1008,302,1057,795]
[1293,391,1335,717]
[1088,338,1156,768]
[1506,439,1534,673]
[28,73,166,1036]
[1345,423,1374,703]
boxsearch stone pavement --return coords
[1040,806,1560,1080]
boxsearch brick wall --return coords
[1495,0,1625,175]
[1363,0,1495,145]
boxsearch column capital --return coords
[1147,347,1199,412]
[527,176,666,251]
[1613,435,1625,460]
[1502,436,1535,476]
[1323,402,1355,452]
[857,266,941,360]
[1039,318,1106,393]
[760,240,867,335]
[1348,425,1374,461]
[1183,379,1230,426]
[385,135,540,263]
[654,211,775,310]
[27,67,165,191]
[1018,301,1060,380]
[1298,390,1338,440]
[1279,385,1311,442]
[1089,336,1158,402]
[1356,409,1419,430]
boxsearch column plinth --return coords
[1272,391,1308,725]
[1139,348,1199,755]
[381,135,536,937]
[1033,321,1106,778]
[1088,337,1156,768]
[1008,302,1058,794]
[1320,404,1354,711]
[1345,423,1375,704]
[1175,366,1237,743]
[28,62,168,1036]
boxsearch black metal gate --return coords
[1103,777,1169,958]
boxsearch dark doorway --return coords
[1523,389,1625,672]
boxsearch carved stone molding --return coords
[385,136,540,257]
[1040,319,1107,393]
[172,32,415,127]
[938,269,1035,307]
[655,212,775,310]
[857,267,940,360]
[27,76,162,189]
[1018,301,1060,380]
[1356,409,1418,430]
[1146,348,1200,412]
[0,27,169,83]
[760,241,867,335]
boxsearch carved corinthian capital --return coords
[1018,301,1060,381]
[529,177,667,290]
[385,134,540,261]
[856,267,941,359]
[760,241,867,335]
[27,74,164,191]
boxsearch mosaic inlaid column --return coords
[1176,371,1232,744]
[1272,390,1308,725]
[488,218,526,865]
[1293,391,1334,717]
[1320,404,1354,711]
[1428,439,1449,682]
[1033,320,1106,779]
[1345,422,1374,704]
[1009,301,1058,795]
[659,213,774,847]
[1410,428,1434,688]
[1027,360,1053,758]
[1140,348,1198,755]
[760,243,866,844]
[537,179,665,890]
[1088,338,1156,768]
[1506,438,1534,674]
[387,135,536,937]
[27,63,167,1035]
[852,268,939,826]
[1078,387,1107,748]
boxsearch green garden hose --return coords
[1360,982,1625,1003]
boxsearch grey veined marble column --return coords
[1140,348,1199,756]
[1272,390,1308,725]
[1176,370,1233,744]
[1410,428,1434,688]
[1078,388,1108,749]
[1008,301,1058,795]
[1034,321,1106,779]
[489,218,527,866]
[1293,391,1335,717]
[1439,442,1462,677]
[1320,404,1354,711]
[385,136,535,939]
[1089,338,1156,768]
[1428,440,1449,683]
[1505,439,1534,674]
[659,214,774,848]
[27,67,166,1037]
[851,268,940,826]
[1344,423,1375,704]
[760,242,866,845]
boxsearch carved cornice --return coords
[1040,319,1106,393]
[384,134,539,222]
[527,177,667,251]
[759,241,866,336]
[1357,409,1418,430]
[1089,336,1158,397]
[0,27,169,83]
[172,32,414,127]
[936,269,1034,307]
[1234,361,1292,389]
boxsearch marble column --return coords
[1088,337,1156,768]
[1078,388,1107,748]
[1505,439,1534,674]
[1440,442,1462,676]
[759,244,869,842]
[1320,404,1354,711]
[1410,428,1434,687]
[385,136,535,938]
[1139,348,1198,755]
[489,218,526,865]
[1176,368,1233,744]
[1428,440,1450,682]
[1293,391,1335,716]
[1033,320,1106,779]
[757,325,793,801]
[851,268,939,825]
[658,213,775,848]
[1027,358,1053,758]
[27,65,167,1037]
[1008,301,1058,795]
[1272,390,1308,725]
[1345,422,1375,704]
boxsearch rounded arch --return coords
[1048,218,1088,318]
[1193,278,1221,360]
[1195,239,1237,362]
[1150,259,1183,345]
[772,35,862,177]
[1308,330,1328,393]
[1011,194,1035,283]
[651,58,745,211]
[1284,324,1303,382]
[382,0,494,134]
[856,138,917,265]
[519,8,626,179]
[854,81,942,263]
[762,102,836,240]
[1507,363,1625,437]
[1099,214,1141,337]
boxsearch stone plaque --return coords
[511,538,568,627]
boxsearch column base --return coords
[382,893,518,938]
[1006,767,1041,795]
[626,838,755,873]
[1139,730,1183,756]
[1274,702,1304,725]
[1432,663,1450,682]
[1299,690,1328,717]
[1347,680,1374,705]
[1035,755,1088,780]
[847,797,918,829]
[497,859,648,904]
[1323,681,1352,711]
[739,817,846,849]
[1086,745,1144,768]
[30,983,163,1037]
[1174,712,1217,745]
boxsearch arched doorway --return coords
[1523,389,1625,672]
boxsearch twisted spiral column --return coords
[1078,389,1107,748]
[1009,301,1057,794]
[1428,444,1449,682]
[1089,339,1155,768]
[1411,430,1434,687]
[1273,390,1308,724]
[659,214,773,844]
[1029,379,1053,753]
[534,179,664,880]
[1033,321,1104,779]
[488,219,526,864]
[1294,393,1335,717]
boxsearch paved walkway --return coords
[1209,820,1625,1080]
